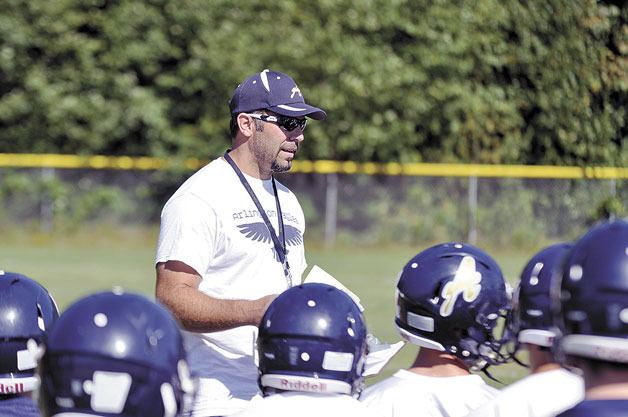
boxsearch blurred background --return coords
[0,0,626,385]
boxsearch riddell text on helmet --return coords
[0,382,25,394]
[280,378,327,393]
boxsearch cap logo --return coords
[291,86,302,98]
[260,69,271,92]
[439,256,482,317]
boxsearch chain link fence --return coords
[1,166,624,249]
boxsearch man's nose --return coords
[287,130,305,143]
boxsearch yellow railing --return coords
[0,153,625,179]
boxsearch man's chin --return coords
[271,161,292,173]
[270,157,292,174]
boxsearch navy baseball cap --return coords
[229,69,326,120]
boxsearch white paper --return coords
[303,265,364,312]
[363,338,405,377]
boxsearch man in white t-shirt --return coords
[361,243,512,417]
[465,243,584,417]
[233,283,381,417]
[155,69,326,416]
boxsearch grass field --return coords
[0,226,530,387]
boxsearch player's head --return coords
[38,289,195,417]
[553,220,628,365]
[511,242,573,349]
[257,283,368,398]
[395,242,511,371]
[0,271,58,395]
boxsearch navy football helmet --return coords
[395,242,511,371]
[38,289,196,417]
[257,283,368,397]
[554,220,628,363]
[511,242,573,348]
[0,271,58,395]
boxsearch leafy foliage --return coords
[0,169,150,230]
[0,0,625,165]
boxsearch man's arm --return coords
[155,260,276,332]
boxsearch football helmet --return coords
[38,289,196,417]
[257,283,368,397]
[512,242,573,348]
[554,220,628,363]
[395,242,511,371]
[0,271,58,394]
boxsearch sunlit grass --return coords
[0,228,530,387]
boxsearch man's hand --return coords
[250,294,278,326]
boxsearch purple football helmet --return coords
[38,289,196,417]
[395,242,511,371]
[257,283,368,397]
[0,271,58,395]
[512,242,573,348]
[554,220,628,364]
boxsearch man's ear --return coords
[236,113,256,138]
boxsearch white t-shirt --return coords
[464,368,584,417]
[360,370,499,417]
[156,158,307,416]
[233,392,383,417]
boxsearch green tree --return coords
[503,0,626,166]
[0,0,625,165]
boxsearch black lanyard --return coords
[223,151,293,287]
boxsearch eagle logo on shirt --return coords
[237,223,303,260]
[439,256,482,317]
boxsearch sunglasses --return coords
[247,113,307,132]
